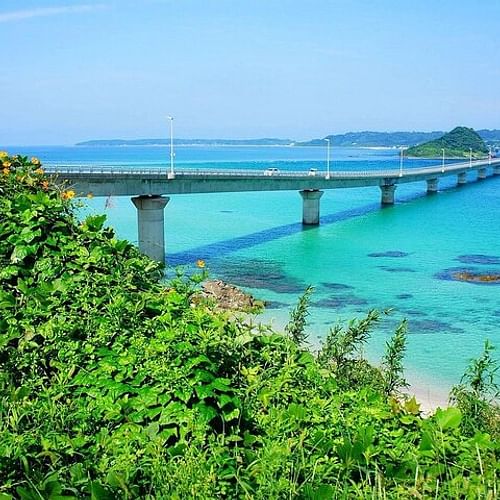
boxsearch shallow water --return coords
[10,145,500,394]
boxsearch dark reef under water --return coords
[215,258,307,294]
[312,294,369,309]
[378,266,416,273]
[455,254,500,265]
[386,317,464,335]
[321,282,355,291]
[368,250,410,258]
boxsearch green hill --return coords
[405,126,488,158]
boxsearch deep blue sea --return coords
[7,145,500,403]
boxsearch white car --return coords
[264,167,280,176]
[308,168,318,176]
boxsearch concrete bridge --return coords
[46,158,500,262]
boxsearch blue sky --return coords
[1,0,499,145]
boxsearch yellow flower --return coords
[31,157,41,166]
[34,167,44,175]
[2,167,9,176]
[3,161,11,168]
[41,180,49,190]
[61,190,76,200]
[86,192,94,199]
[196,259,206,269]
[0,151,8,159]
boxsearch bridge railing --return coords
[43,158,497,179]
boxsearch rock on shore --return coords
[200,280,263,311]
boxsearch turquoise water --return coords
[8,145,500,395]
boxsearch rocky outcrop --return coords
[200,280,263,311]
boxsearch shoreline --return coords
[407,379,450,415]
[255,308,450,416]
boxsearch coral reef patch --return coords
[435,267,500,285]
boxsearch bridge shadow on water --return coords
[167,182,470,266]
[167,204,373,265]
[168,201,387,266]
[167,175,496,266]
[58,160,498,267]
[168,188,449,265]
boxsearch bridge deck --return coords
[44,158,500,197]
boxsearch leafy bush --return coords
[284,285,314,345]
[0,154,498,498]
[450,340,500,439]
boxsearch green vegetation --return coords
[405,126,489,158]
[0,153,498,498]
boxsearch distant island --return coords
[298,129,500,148]
[296,131,445,147]
[405,127,489,158]
[76,129,500,148]
[76,138,294,147]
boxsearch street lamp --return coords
[469,147,472,168]
[441,148,445,173]
[399,146,404,177]
[324,138,331,179]
[167,116,175,179]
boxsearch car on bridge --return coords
[308,168,318,176]
[264,167,280,176]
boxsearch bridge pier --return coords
[300,189,323,225]
[478,168,487,180]
[380,184,396,205]
[131,195,169,263]
[426,178,439,194]
[495,165,500,175]
[457,172,467,185]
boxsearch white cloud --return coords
[0,4,107,23]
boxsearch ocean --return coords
[8,144,500,401]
